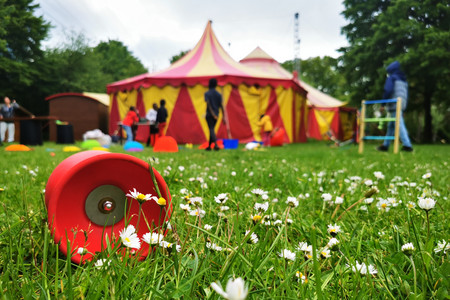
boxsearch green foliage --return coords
[0,143,448,298]
[169,49,190,64]
[282,57,349,102]
[340,0,450,142]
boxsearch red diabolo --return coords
[45,151,172,264]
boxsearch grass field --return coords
[0,142,448,299]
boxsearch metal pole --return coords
[358,100,366,154]
[393,97,402,154]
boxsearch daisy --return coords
[286,196,299,207]
[320,248,331,259]
[279,249,296,261]
[434,240,449,254]
[204,224,213,231]
[190,197,203,206]
[327,238,340,251]
[215,193,229,204]
[119,225,140,249]
[321,193,332,202]
[407,201,416,209]
[401,243,415,256]
[327,224,341,236]
[364,179,374,186]
[211,277,248,300]
[231,171,236,176]
[422,172,432,179]
[374,171,385,180]
[189,208,206,218]
[418,197,436,211]
[296,271,307,284]
[94,258,111,269]
[77,247,87,255]
[245,230,258,244]
[206,242,223,251]
[126,188,157,204]
[180,203,190,211]
[296,242,312,253]
[142,232,164,245]
[251,214,262,224]
[335,196,344,205]
[251,188,268,197]
[376,198,391,212]
[178,166,185,172]
[254,202,269,212]
[156,197,166,206]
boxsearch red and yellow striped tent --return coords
[107,21,307,144]
[240,47,356,142]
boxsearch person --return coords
[156,99,168,137]
[204,78,225,151]
[0,97,20,143]
[122,106,139,142]
[258,114,273,146]
[146,103,159,147]
[377,61,413,152]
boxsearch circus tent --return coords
[240,47,356,142]
[107,21,308,144]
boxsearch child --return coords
[122,106,139,142]
[258,114,273,146]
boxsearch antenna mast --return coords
[294,12,300,77]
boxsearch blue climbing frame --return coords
[358,97,402,154]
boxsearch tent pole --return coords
[358,100,366,154]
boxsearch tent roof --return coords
[240,47,346,108]
[45,92,109,107]
[107,22,304,94]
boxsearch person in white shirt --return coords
[146,103,159,147]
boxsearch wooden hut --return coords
[46,92,109,141]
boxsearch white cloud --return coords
[36,0,348,72]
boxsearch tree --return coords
[93,40,147,83]
[281,56,349,102]
[169,50,190,64]
[0,0,49,112]
[340,0,450,142]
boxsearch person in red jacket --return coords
[122,106,139,142]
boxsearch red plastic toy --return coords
[45,151,172,264]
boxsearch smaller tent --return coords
[240,47,356,142]
[46,92,109,141]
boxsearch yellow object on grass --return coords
[63,146,81,152]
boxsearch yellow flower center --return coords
[125,237,131,243]
[137,194,146,201]
[330,229,336,233]
[157,197,167,206]
[381,203,387,208]
[252,215,262,222]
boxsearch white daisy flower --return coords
[211,277,248,300]
[279,249,296,261]
[296,271,307,284]
[401,243,415,256]
[348,261,378,275]
[189,208,206,218]
[364,179,374,186]
[286,196,299,207]
[119,225,141,249]
[254,202,269,212]
[178,166,185,172]
[215,193,229,204]
[190,197,203,206]
[376,198,391,212]
[245,230,258,244]
[231,171,236,176]
[327,224,341,236]
[251,188,268,196]
[204,224,213,231]
[327,238,340,250]
[142,232,164,245]
[296,242,312,252]
[434,240,450,254]
[422,172,432,179]
[94,258,111,269]
[126,188,157,204]
[206,242,223,251]
[418,197,436,211]
[77,247,87,255]
[180,203,190,211]
[321,193,333,202]
[335,196,344,204]
[374,171,385,180]
[320,248,331,259]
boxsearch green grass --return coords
[0,141,448,299]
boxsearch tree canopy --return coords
[339,0,450,142]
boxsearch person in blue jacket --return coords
[377,61,413,152]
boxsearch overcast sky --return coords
[35,0,349,72]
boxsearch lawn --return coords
[0,142,448,299]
